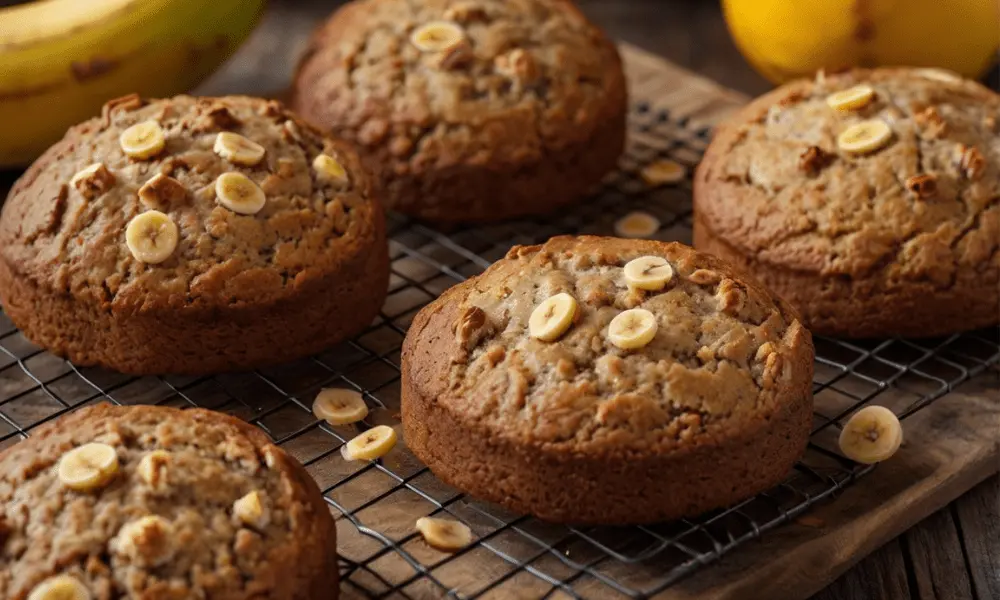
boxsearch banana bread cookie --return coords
[0,94,388,374]
[401,236,813,524]
[291,0,627,223]
[694,68,1000,338]
[0,404,338,599]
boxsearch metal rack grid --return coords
[1,104,998,599]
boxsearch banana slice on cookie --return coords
[216,172,266,215]
[58,442,120,491]
[410,21,465,52]
[826,85,875,111]
[313,154,348,183]
[416,516,473,552]
[125,211,179,264]
[342,425,397,461]
[837,119,893,154]
[529,293,578,342]
[27,575,91,600]
[214,132,266,166]
[119,120,166,159]
[838,405,903,464]
[623,256,674,290]
[233,490,270,528]
[608,308,658,350]
[313,388,369,426]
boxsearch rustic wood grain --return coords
[904,507,975,600]
[812,538,912,600]
[954,476,1000,600]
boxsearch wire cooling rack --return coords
[1,104,998,599]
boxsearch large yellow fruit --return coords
[0,0,266,167]
[723,0,999,84]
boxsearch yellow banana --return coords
[0,0,266,167]
[723,0,999,84]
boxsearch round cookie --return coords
[694,68,1000,338]
[401,235,814,525]
[0,94,389,374]
[0,404,338,599]
[291,0,627,223]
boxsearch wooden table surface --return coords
[209,2,1000,600]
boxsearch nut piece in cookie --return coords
[112,515,175,567]
[70,163,116,199]
[138,173,187,209]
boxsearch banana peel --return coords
[0,0,266,167]
[723,0,999,84]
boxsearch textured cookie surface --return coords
[292,0,627,222]
[0,95,388,373]
[0,404,338,599]
[402,236,813,524]
[694,68,999,338]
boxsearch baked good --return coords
[0,404,338,599]
[401,235,813,524]
[291,0,627,223]
[694,68,1000,338]
[0,94,389,374]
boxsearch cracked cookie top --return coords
[0,405,334,599]
[0,95,381,314]
[695,68,1000,287]
[292,0,625,167]
[405,236,813,455]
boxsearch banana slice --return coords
[416,516,473,552]
[837,119,893,154]
[825,84,875,111]
[215,172,266,215]
[623,256,674,290]
[641,159,686,186]
[58,442,119,492]
[213,132,266,166]
[608,308,658,350]
[313,388,369,426]
[125,210,179,264]
[528,292,578,342]
[914,68,962,83]
[838,405,903,464]
[312,154,348,183]
[233,490,270,528]
[341,425,397,461]
[27,575,91,600]
[119,120,166,160]
[614,211,660,239]
[410,21,465,52]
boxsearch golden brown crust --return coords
[0,404,338,599]
[402,236,813,524]
[0,95,389,374]
[291,0,628,222]
[694,68,1000,338]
